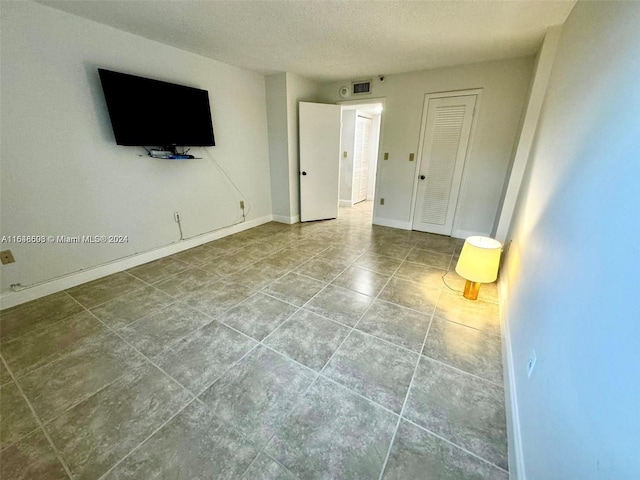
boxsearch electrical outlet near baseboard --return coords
[380,198,385,205]
[1,250,16,265]
[240,200,245,209]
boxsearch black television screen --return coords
[98,68,215,147]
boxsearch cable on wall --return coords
[176,213,184,241]
[201,148,252,222]
[7,149,256,294]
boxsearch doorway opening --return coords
[337,101,384,225]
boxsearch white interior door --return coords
[353,115,371,204]
[299,102,342,222]
[412,94,476,235]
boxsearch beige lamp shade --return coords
[455,236,502,283]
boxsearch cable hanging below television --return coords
[98,68,215,159]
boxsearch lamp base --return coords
[463,280,481,300]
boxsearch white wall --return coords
[319,58,534,236]
[367,114,381,200]
[0,2,272,294]
[265,72,319,223]
[501,2,640,478]
[494,27,562,242]
[339,110,356,203]
[265,73,290,220]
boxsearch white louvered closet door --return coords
[412,95,476,235]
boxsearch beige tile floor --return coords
[0,201,507,479]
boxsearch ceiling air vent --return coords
[352,80,372,95]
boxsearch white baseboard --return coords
[499,277,525,480]
[451,228,491,240]
[271,214,300,225]
[339,199,353,207]
[372,216,412,230]
[0,214,273,309]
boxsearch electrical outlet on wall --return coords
[380,198,385,205]
[240,200,245,209]
[1,250,16,265]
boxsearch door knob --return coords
[301,171,307,176]
[420,175,425,180]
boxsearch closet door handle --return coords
[420,175,425,180]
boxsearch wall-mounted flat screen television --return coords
[98,68,215,148]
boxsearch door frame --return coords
[409,89,483,237]
[338,97,386,220]
[353,112,373,205]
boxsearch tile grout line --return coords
[78,285,283,403]
[251,236,440,449]
[15,282,480,476]
[231,242,419,468]
[377,279,441,480]
[94,397,200,480]
[13,301,202,439]
[248,370,321,475]
[0,290,89,347]
[62,295,208,407]
[276,240,419,454]
[83,308,203,403]
[242,301,328,469]
[30,255,472,469]
[0,354,75,479]
[259,283,439,328]
[5,209,498,477]
[238,447,263,478]
[402,416,509,473]
[253,450,298,480]
[97,339,268,480]
[313,243,416,409]
[0,353,40,449]
[3,300,178,386]
[82,300,270,477]
[429,313,503,338]
[4,310,162,431]
[316,371,401,418]
[65,283,147,312]
[297,306,427,356]
[257,341,402,419]
[419,354,506,389]
[249,246,370,348]
[191,341,264,398]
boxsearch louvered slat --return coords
[420,105,467,225]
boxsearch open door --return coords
[299,102,342,222]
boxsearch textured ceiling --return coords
[38,0,575,82]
